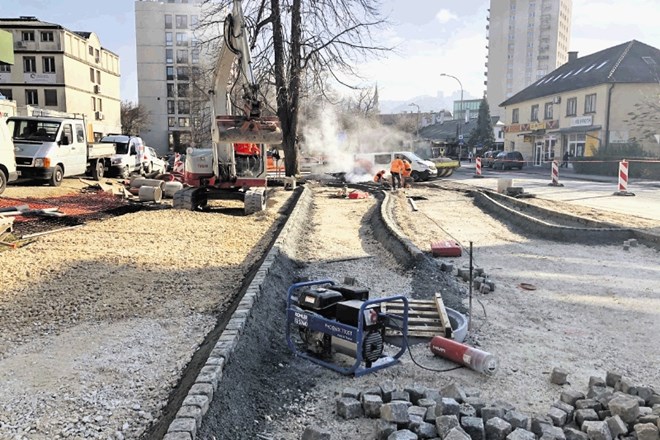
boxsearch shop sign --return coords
[24,73,56,84]
[546,120,559,129]
[571,116,593,127]
[529,122,546,131]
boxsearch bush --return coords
[572,143,660,179]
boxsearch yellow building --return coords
[0,16,120,140]
[500,40,660,166]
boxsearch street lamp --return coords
[409,102,420,138]
[440,73,464,159]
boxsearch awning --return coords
[547,125,602,134]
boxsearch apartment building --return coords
[500,40,660,166]
[486,0,572,120]
[0,17,121,139]
[135,0,209,154]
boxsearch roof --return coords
[501,40,660,107]
[0,17,62,29]
[418,116,500,142]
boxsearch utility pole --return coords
[409,102,420,138]
[440,73,464,159]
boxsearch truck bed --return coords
[88,143,116,159]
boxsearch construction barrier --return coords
[548,160,563,186]
[614,159,635,196]
[473,157,483,178]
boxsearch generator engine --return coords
[286,280,409,377]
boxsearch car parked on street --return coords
[144,147,167,174]
[483,150,497,168]
[492,151,525,170]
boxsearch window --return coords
[176,33,188,46]
[176,15,188,29]
[176,66,189,81]
[95,49,100,61]
[566,97,577,116]
[98,99,102,112]
[40,31,54,42]
[44,89,58,106]
[512,108,519,123]
[76,124,85,143]
[0,89,13,100]
[168,117,176,127]
[89,46,94,56]
[178,100,190,114]
[178,117,190,127]
[92,97,96,111]
[166,48,173,64]
[23,56,36,73]
[21,31,35,41]
[530,104,539,121]
[176,49,188,63]
[191,49,199,64]
[544,102,553,120]
[166,66,174,80]
[167,100,175,114]
[62,124,73,144]
[90,67,95,82]
[191,15,199,29]
[165,32,173,46]
[584,93,597,113]
[167,83,175,98]
[0,64,10,72]
[25,89,38,105]
[96,70,101,84]
[43,57,56,73]
[165,14,173,29]
[177,83,189,98]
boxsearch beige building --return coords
[0,16,121,140]
[486,0,572,120]
[135,0,207,154]
[500,40,660,166]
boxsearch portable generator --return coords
[285,279,409,376]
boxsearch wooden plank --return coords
[434,293,453,338]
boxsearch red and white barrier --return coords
[614,159,635,196]
[474,157,483,178]
[548,160,563,187]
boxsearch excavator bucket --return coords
[216,115,283,145]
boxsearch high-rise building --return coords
[0,16,121,139]
[486,0,572,120]
[135,0,209,154]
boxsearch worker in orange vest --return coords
[373,170,386,184]
[390,154,404,190]
[402,159,413,188]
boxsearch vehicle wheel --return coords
[0,169,6,194]
[121,166,131,179]
[144,162,152,175]
[91,160,104,180]
[244,188,266,215]
[49,165,63,187]
[411,171,421,182]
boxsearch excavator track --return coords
[244,188,266,215]
[173,187,207,211]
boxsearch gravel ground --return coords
[204,183,659,440]
[0,180,294,440]
[2,179,658,440]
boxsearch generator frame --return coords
[286,280,409,377]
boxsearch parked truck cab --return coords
[0,117,18,194]
[102,135,146,178]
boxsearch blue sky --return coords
[3,0,660,109]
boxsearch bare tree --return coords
[199,0,390,176]
[625,91,660,144]
[120,101,150,135]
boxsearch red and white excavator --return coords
[173,0,282,214]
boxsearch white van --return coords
[354,151,437,181]
[101,135,146,178]
[0,117,18,194]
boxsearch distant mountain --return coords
[379,91,475,115]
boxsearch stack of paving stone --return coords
[315,373,659,440]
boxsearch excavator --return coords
[172,0,282,214]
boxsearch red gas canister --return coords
[430,336,499,376]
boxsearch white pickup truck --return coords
[8,115,115,186]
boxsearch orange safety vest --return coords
[374,172,384,183]
[402,160,412,177]
[391,158,404,173]
[235,143,260,155]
